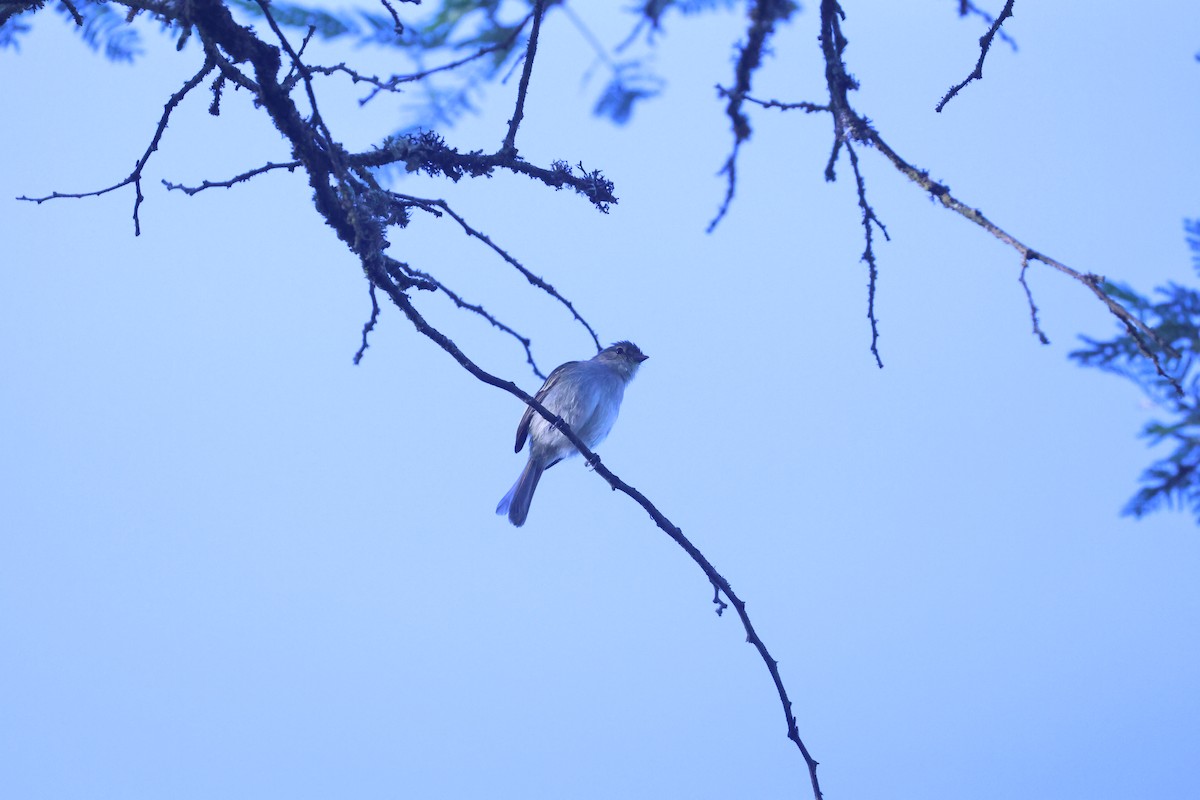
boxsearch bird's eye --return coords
[615,346,625,355]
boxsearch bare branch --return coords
[255,1,338,159]
[378,0,404,35]
[353,281,381,365]
[377,245,550,378]
[708,90,829,235]
[394,191,602,356]
[199,36,260,95]
[19,5,819,794]
[60,0,83,27]
[707,144,741,235]
[861,122,1180,390]
[718,86,830,114]
[280,24,318,93]
[367,267,825,800]
[16,53,216,234]
[501,0,546,155]
[709,0,798,231]
[958,0,1019,50]
[936,0,1017,112]
[327,11,533,106]
[162,160,302,194]
[711,0,1183,385]
[846,142,888,368]
[1019,254,1050,345]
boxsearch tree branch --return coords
[366,266,825,800]
[936,0,1017,112]
[353,280,381,365]
[161,32,822,792]
[846,141,888,368]
[709,0,798,231]
[501,0,546,155]
[16,52,216,234]
[162,160,302,194]
[1019,253,1050,345]
[714,0,1181,389]
[306,11,534,106]
[393,191,602,356]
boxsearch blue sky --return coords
[2,3,1199,798]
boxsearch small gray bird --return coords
[496,341,648,527]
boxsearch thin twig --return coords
[718,86,830,114]
[379,0,403,35]
[17,54,216,234]
[396,192,602,354]
[709,0,797,232]
[862,121,1180,382]
[307,14,533,106]
[959,0,1019,50]
[846,142,888,368]
[384,251,548,378]
[722,0,1183,389]
[708,90,828,236]
[367,266,824,800]
[162,160,301,194]
[707,145,741,234]
[936,0,1017,112]
[256,1,338,158]
[23,2,826,795]
[502,0,546,154]
[1019,254,1049,344]
[280,25,318,93]
[354,281,381,365]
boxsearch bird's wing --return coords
[514,361,577,453]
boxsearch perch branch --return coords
[368,267,825,800]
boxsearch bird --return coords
[496,341,648,526]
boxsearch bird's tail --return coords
[495,459,544,527]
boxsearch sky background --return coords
[2,2,1199,798]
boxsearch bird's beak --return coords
[636,353,649,363]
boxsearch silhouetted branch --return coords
[1019,254,1049,345]
[354,281,381,365]
[189,14,825,777]
[502,0,545,154]
[375,247,549,377]
[864,117,1180,387]
[162,164,599,371]
[307,11,533,106]
[936,0,1016,112]
[60,0,83,26]
[17,52,216,234]
[709,0,1180,388]
[718,87,830,114]
[958,0,1018,50]
[367,266,824,800]
[166,3,821,769]
[709,0,798,231]
[395,192,602,355]
[256,1,339,162]
[846,142,888,367]
[378,0,404,35]
[162,160,302,194]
